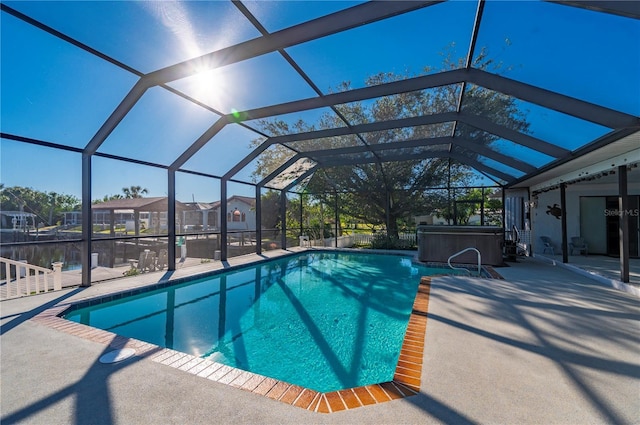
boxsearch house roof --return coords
[183,202,217,211]
[511,131,640,191]
[92,197,188,211]
[209,195,256,210]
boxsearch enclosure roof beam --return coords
[306,151,446,168]
[506,127,640,188]
[279,165,320,192]
[224,108,562,181]
[223,64,630,179]
[466,68,640,130]
[306,136,452,158]
[229,68,637,132]
[318,150,516,183]
[232,70,468,122]
[144,1,441,86]
[257,154,305,187]
[269,109,568,158]
[457,112,570,158]
[222,112,458,180]
[302,135,534,173]
[83,79,149,155]
[452,139,537,173]
[232,0,387,178]
[222,138,271,180]
[268,113,459,144]
[449,0,485,152]
[450,152,516,183]
[170,117,229,171]
[86,1,441,160]
[216,27,637,184]
[547,0,640,19]
[241,110,569,160]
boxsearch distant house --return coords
[182,196,256,232]
[223,195,256,231]
[64,196,257,234]
[63,211,82,226]
[91,197,188,234]
[181,202,218,231]
[0,211,38,231]
[63,197,188,234]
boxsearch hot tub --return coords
[417,225,504,266]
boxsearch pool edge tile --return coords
[366,384,392,403]
[240,374,266,392]
[228,371,254,388]
[186,359,214,376]
[216,367,244,385]
[207,364,234,382]
[294,389,318,409]
[315,394,331,414]
[325,391,347,412]
[279,385,304,405]
[352,386,376,406]
[338,389,362,409]
[265,381,290,400]
[379,382,404,400]
[178,357,205,372]
[252,377,278,396]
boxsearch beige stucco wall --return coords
[531,182,640,254]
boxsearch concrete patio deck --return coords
[534,253,640,296]
[1,251,638,424]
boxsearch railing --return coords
[0,257,63,300]
[299,232,417,248]
[447,247,482,277]
[307,235,354,248]
[351,232,417,246]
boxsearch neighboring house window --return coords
[227,212,232,222]
[241,212,246,222]
[233,209,241,222]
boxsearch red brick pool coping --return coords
[31,276,435,413]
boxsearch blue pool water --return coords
[64,252,459,392]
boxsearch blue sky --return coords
[1,1,638,202]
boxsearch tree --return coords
[95,194,124,203]
[122,186,148,199]
[260,190,283,231]
[92,186,148,204]
[251,45,527,238]
[0,186,80,226]
[285,193,334,240]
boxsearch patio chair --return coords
[146,251,157,271]
[129,251,146,272]
[156,249,168,270]
[540,236,555,255]
[131,250,156,273]
[569,237,588,256]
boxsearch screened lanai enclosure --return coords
[1,1,639,287]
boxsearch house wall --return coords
[531,181,640,254]
[220,199,256,232]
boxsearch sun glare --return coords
[191,67,226,106]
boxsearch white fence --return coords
[305,232,417,248]
[308,235,356,248]
[1,257,63,300]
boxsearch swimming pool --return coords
[64,251,460,392]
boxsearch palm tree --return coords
[122,186,148,199]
